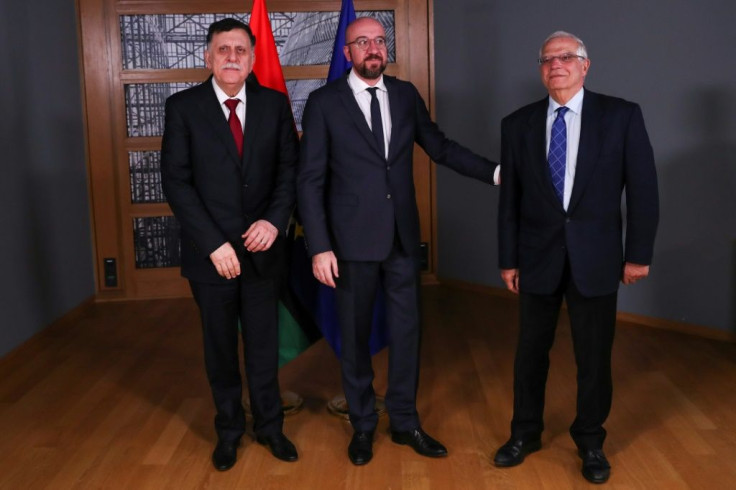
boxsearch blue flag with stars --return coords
[327,0,356,81]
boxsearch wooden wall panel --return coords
[78,0,437,299]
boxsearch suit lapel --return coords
[568,90,603,213]
[523,98,563,210]
[196,79,242,168]
[337,75,385,161]
[242,81,263,175]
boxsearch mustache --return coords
[364,54,384,62]
[223,62,242,70]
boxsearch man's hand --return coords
[501,268,519,294]
[242,220,278,253]
[210,242,241,279]
[622,262,650,285]
[312,251,339,288]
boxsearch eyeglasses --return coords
[346,37,387,50]
[538,53,586,65]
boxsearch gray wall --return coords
[434,0,736,332]
[0,1,94,357]
[0,0,733,359]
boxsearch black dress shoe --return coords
[391,428,448,458]
[256,433,298,462]
[493,438,542,467]
[348,431,374,465]
[579,449,611,484]
[212,440,238,471]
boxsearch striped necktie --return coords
[548,106,569,203]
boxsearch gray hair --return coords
[539,31,588,59]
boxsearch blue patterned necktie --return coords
[366,87,385,159]
[548,106,569,204]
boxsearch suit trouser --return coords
[335,241,422,433]
[189,261,283,444]
[512,263,617,451]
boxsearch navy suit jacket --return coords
[498,89,659,297]
[298,74,496,261]
[161,77,298,283]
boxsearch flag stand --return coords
[280,390,304,415]
[249,0,309,421]
[326,394,386,420]
[245,390,304,417]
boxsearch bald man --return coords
[298,17,499,465]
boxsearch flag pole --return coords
[248,0,305,416]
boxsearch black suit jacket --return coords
[161,77,298,283]
[498,89,659,296]
[297,74,496,261]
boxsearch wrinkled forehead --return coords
[541,36,579,54]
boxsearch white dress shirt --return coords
[546,87,584,210]
[211,78,246,131]
[347,69,392,159]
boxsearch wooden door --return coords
[78,0,437,300]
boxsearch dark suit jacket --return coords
[297,74,496,261]
[498,89,659,297]
[161,76,298,283]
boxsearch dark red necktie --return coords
[224,98,243,157]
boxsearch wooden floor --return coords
[1,286,735,489]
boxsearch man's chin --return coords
[357,65,386,80]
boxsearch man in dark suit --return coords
[297,17,499,465]
[161,18,299,471]
[494,31,659,483]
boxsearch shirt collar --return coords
[547,87,584,117]
[211,78,246,105]
[347,69,387,95]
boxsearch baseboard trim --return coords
[421,272,440,285]
[438,278,735,343]
[436,277,517,300]
[615,312,735,343]
[51,296,96,328]
[1,296,96,363]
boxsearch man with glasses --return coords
[298,17,499,465]
[494,31,659,483]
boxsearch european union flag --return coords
[327,0,356,82]
[292,2,389,359]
